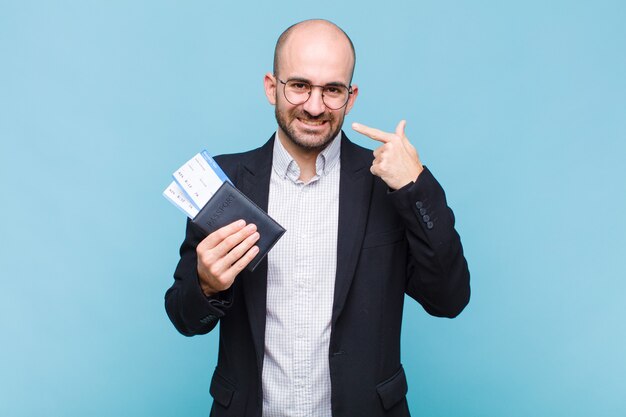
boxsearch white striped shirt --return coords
[262,133,341,417]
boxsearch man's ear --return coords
[264,73,277,105]
[344,84,358,115]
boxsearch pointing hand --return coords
[352,120,424,190]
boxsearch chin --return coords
[289,130,336,151]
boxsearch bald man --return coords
[165,19,470,417]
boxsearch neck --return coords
[276,130,324,183]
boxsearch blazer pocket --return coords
[376,365,408,411]
[209,370,236,408]
[362,228,405,249]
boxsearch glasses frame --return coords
[278,78,353,110]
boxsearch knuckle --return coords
[210,228,226,241]
[224,233,242,247]
[208,264,221,278]
[197,250,209,265]
[223,234,236,246]
[227,250,243,265]
[216,274,229,286]
[219,274,233,287]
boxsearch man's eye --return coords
[290,82,309,90]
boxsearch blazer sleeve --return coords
[388,167,471,318]
[164,218,234,336]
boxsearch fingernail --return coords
[237,219,246,227]
[246,223,257,231]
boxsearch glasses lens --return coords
[322,85,349,109]
[284,81,311,105]
[282,80,350,109]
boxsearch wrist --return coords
[197,270,218,297]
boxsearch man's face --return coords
[265,26,358,152]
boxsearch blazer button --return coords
[426,221,434,229]
[200,314,217,324]
[422,214,430,222]
[419,208,427,215]
[415,201,423,209]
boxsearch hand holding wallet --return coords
[192,181,285,271]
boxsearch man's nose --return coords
[302,87,326,116]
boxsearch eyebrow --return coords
[287,77,350,88]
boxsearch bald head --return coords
[273,19,356,82]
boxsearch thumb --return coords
[395,119,407,138]
[396,119,412,149]
[397,120,418,156]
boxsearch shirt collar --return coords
[272,131,342,183]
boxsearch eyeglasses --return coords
[278,78,353,110]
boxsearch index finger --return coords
[199,219,246,250]
[352,122,394,143]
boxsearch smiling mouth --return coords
[298,118,327,126]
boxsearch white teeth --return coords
[300,119,325,126]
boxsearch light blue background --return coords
[1,1,625,416]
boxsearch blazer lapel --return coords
[332,133,374,325]
[236,136,274,371]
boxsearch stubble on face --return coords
[274,98,345,153]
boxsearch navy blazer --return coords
[165,133,470,417]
